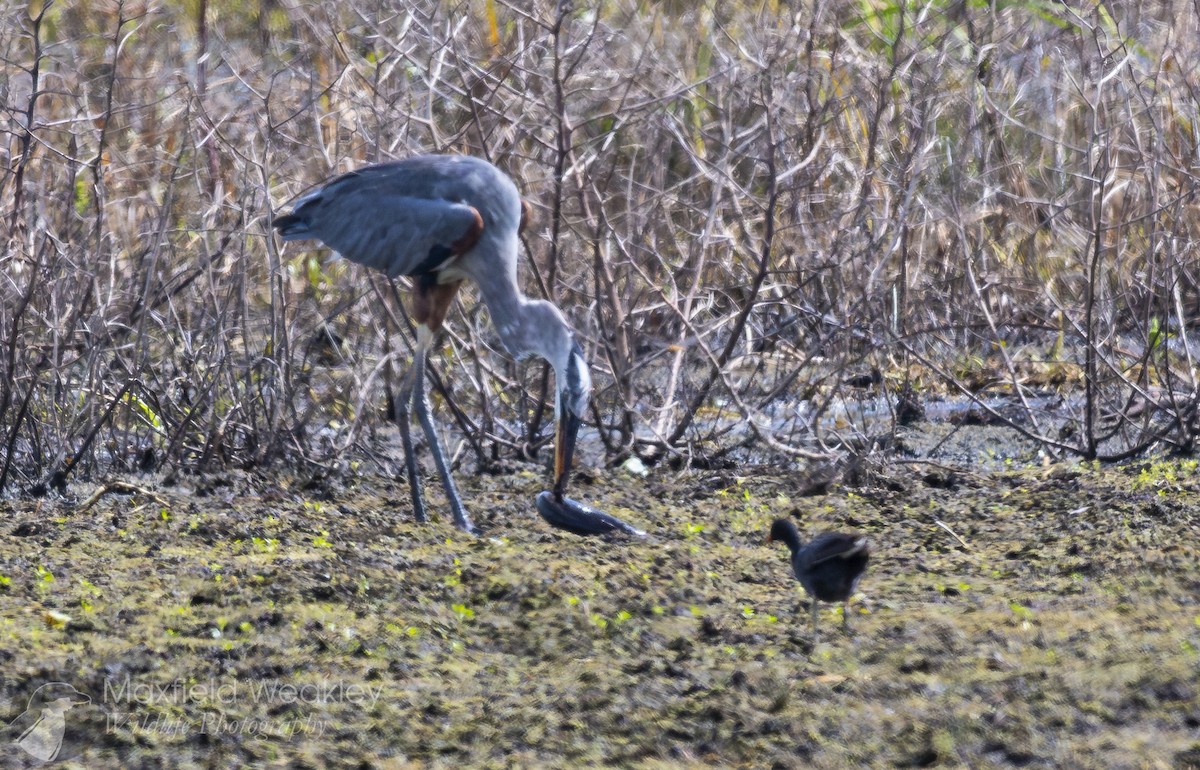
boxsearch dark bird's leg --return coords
[811,600,820,641]
[842,601,851,633]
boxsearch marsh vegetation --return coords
[2,0,1199,766]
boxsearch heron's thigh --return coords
[412,277,462,332]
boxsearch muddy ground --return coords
[1,429,1200,768]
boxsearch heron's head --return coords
[551,332,591,500]
[557,335,592,420]
[512,300,592,500]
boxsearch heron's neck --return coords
[475,276,545,361]
[466,233,573,367]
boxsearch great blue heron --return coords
[766,518,869,639]
[273,154,641,536]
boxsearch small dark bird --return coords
[766,518,870,638]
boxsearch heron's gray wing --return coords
[280,182,483,279]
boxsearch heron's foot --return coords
[453,516,478,536]
[535,491,646,537]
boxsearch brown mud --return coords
[1,454,1199,768]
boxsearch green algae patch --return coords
[1,462,1198,767]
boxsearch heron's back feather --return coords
[272,155,520,280]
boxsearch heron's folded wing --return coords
[285,187,483,279]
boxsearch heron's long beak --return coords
[553,405,582,501]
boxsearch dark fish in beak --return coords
[535,341,644,537]
[536,491,645,537]
[536,398,644,537]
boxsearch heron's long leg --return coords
[393,363,426,523]
[412,324,474,534]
